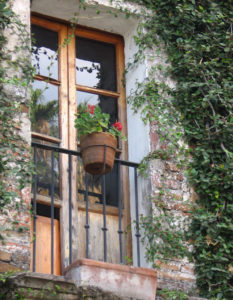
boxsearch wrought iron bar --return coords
[134,166,141,267]
[84,173,89,258]
[50,149,55,274]
[32,142,138,167]
[31,142,141,268]
[101,145,107,262]
[117,161,123,263]
[32,146,37,272]
[68,153,72,265]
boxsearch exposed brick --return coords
[156,260,180,271]
[176,174,184,181]
[165,162,180,172]
[164,179,181,190]
[0,250,11,262]
[6,242,30,250]
[158,270,196,282]
[181,264,195,275]
[150,131,159,150]
[168,202,190,212]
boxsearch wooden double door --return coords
[30,14,131,274]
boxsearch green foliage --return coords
[75,103,109,138]
[75,103,126,140]
[0,0,33,216]
[157,288,188,300]
[30,88,58,126]
[1,0,233,298]
[140,208,189,265]
[128,0,233,298]
[0,271,16,283]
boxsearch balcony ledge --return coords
[64,258,157,300]
[0,271,135,299]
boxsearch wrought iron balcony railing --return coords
[31,142,141,274]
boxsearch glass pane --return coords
[76,90,119,206]
[77,159,118,207]
[76,37,116,91]
[31,25,58,80]
[31,80,59,138]
[32,139,60,199]
[76,91,117,126]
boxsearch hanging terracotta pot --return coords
[80,132,117,175]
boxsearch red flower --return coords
[88,104,95,114]
[113,121,122,131]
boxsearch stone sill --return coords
[64,258,157,300]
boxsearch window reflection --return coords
[31,81,59,138]
[31,25,58,80]
[76,90,99,106]
[32,139,60,199]
[76,37,116,91]
[76,59,101,87]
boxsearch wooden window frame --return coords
[31,14,131,268]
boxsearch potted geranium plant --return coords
[75,103,126,175]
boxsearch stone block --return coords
[0,272,132,299]
[0,250,11,262]
[165,162,180,172]
[0,261,21,273]
[12,249,30,265]
[158,270,195,283]
[64,258,157,300]
[164,179,181,190]
[150,131,160,150]
[181,264,195,275]
[155,260,180,272]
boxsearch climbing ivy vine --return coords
[0,0,233,298]
[127,0,233,299]
[0,0,33,226]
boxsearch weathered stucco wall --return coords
[0,0,199,296]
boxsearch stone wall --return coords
[0,273,130,300]
[0,0,31,272]
[149,121,197,294]
[0,0,200,297]
[0,273,204,300]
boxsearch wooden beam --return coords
[31,193,62,208]
[34,74,60,86]
[32,132,61,144]
[76,84,120,98]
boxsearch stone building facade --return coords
[0,0,202,299]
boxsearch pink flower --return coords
[88,104,95,114]
[113,121,122,131]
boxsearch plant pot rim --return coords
[80,131,117,175]
[80,131,116,140]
